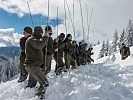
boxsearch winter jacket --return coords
[24,36,48,67]
[43,36,54,55]
[53,38,65,57]
[19,36,31,60]
[120,46,130,57]
[64,39,76,59]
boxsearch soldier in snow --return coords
[42,26,54,75]
[18,26,32,83]
[64,34,76,71]
[120,43,130,60]
[53,33,65,75]
[24,26,49,96]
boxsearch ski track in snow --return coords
[0,46,133,100]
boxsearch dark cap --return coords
[24,26,32,34]
[66,34,72,38]
[89,47,93,50]
[72,40,77,44]
[45,26,52,32]
[122,43,125,45]
[34,26,43,33]
[60,33,65,39]
[79,42,82,45]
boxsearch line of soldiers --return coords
[17,26,94,96]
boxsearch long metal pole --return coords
[88,8,93,44]
[27,2,34,28]
[64,0,67,35]
[65,0,76,39]
[73,0,76,40]
[78,0,85,41]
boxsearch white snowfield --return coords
[0,45,133,100]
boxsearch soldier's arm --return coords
[29,37,48,50]
[67,43,73,52]
[91,52,94,55]
[58,43,65,51]
[64,42,69,52]
[47,38,54,54]
[120,50,121,54]
[127,47,130,56]
[20,37,26,52]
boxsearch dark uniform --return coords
[53,33,65,75]
[25,26,49,94]
[18,27,32,83]
[42,26,53,75]
[120,43,130,60]
[84,47,94,64]
[78,42,87,65]
[72,41,80,67]
[64,34,76,71]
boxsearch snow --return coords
[1,45,133,100]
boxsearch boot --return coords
[56,67,63,75]
[25,82,36,88]
[36,85,47,99]
[18,74,27,83]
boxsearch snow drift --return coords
[0,45,133,100]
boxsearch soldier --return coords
[53,33,65,75]
[64,34,76,71]
[84,47,94,64]
[78,42,87,65]
[42,26,54,75]
[72,41,80,67]
[24,26,49,96]
[120,43,130,60]
[18,26,32,83]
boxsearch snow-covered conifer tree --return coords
[99,41,105,58]
[112,30,119,52]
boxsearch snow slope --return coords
[0,45,133,100]
[0,28,22,47]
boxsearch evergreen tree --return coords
[99,41,105,58]
[125,19,133,47]
[105,40,110,56]
[119,29,126,48]
[97,40,100,45]
[112,30,119,53]
[0,56,19,82]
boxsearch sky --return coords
[0,0,133,44]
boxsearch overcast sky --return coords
[0,0,133,44]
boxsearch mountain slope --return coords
[0,46,133,100]
[0,46,20,57]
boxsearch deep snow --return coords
[0,45,133,100]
